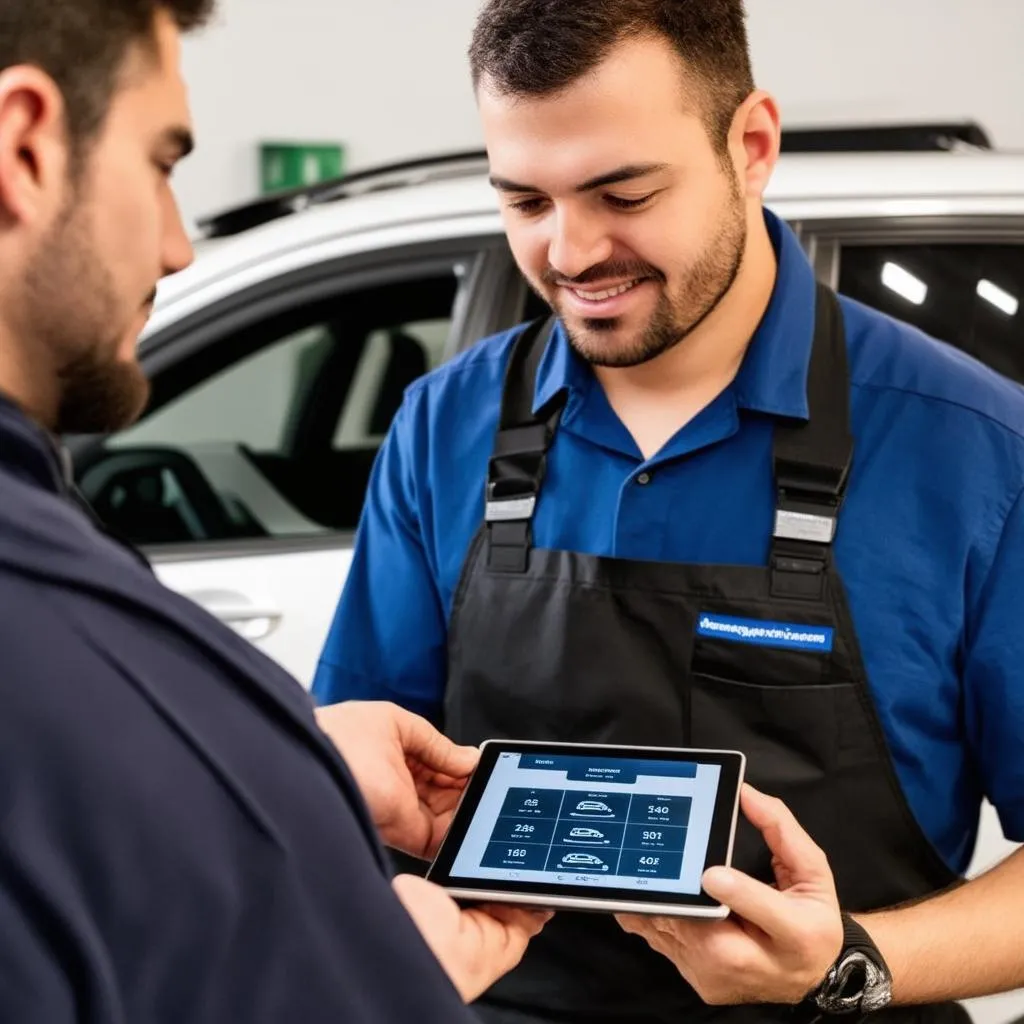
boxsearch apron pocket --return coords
[689,672,846,777]
[692,636,838,687]
[690,672,848,883]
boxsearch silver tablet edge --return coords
[478,740,748,759]
[442,888,731,918]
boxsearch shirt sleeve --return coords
[312,386,448,722]
[963,484,1024,843]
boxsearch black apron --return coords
[444,285,970,1023]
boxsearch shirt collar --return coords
[533,209,816,422]
[0,390,67,495]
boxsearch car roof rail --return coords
[196,121,993,240]
[196,149,489,239]
[781,121,992,154]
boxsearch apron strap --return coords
[484,285,853,584]
[770,283,854,599]
[485,316,565,572]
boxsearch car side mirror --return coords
[78,446,234,546]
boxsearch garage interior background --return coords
[174,0,1024,230]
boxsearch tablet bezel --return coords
[426,740,745,915]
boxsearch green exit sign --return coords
[259,141,346,194]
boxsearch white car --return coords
[560,852,609,871]
[566,826,608,844]
[571,800,615,817]
[66,131,1024,1022]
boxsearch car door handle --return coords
[214,605,283,636]
[185,590,283,642]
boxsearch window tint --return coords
[333,318,449,448]
[120,325,336,454]
[838,243,1024,382]
[75,270,461,548]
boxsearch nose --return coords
[547,203,614,282]
[161,188,195,277]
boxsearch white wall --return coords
[175,0,1024,229]
[176,0,484,229]
[748,0,1023,146]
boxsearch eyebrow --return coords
[161,126,196,161]
[489,162,669,195]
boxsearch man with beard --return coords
[313,1,1024,1023]
[0,1,552,1020]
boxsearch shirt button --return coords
[636,472,653,486]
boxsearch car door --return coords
[70,238,504,688]
[803,213,1024,1024]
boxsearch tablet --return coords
[426,740,745,917]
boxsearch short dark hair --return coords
[469,0,754,149]
[0,0,214,157]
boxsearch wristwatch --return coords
[803,914,893,1017]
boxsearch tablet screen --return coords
[428,742,744,909]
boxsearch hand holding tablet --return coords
[426,741,746,918]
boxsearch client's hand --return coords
[316,701,478,860]
[393,875,552,1002]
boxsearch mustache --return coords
[542,260,665,288]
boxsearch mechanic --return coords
[313,1,1024,1022]
[0,1,548,1020]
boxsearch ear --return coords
[0,66,72,228]
[728,89,782,201]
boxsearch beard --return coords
[542,185,748,369]
[56,346,150,436]
[22,192,151,436]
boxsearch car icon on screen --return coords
[565,827,608,844]
[570,799,615,817]
[560,852,609,870]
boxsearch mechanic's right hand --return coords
[392,874,552,1002]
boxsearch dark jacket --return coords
[0,394,470,1022]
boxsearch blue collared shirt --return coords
[314,212,1024,873]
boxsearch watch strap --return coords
[839,915,883,961]
[797,913,892,1019]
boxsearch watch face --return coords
[816,951,893,1015]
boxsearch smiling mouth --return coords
[565,278,647,302]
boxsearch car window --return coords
[333,318,449,448]
[75,269,462,548]
[121,325,336,454]
[838,242,1024,382]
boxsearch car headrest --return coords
[369,330,428,435]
